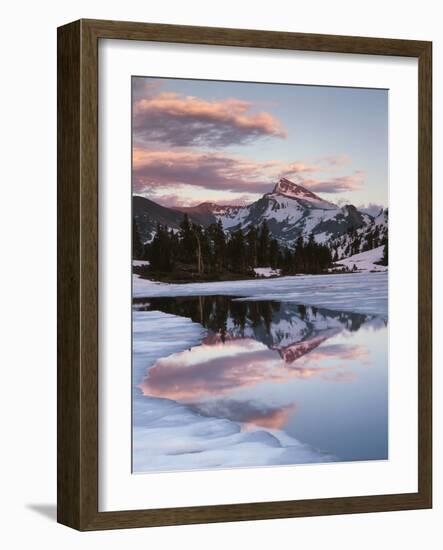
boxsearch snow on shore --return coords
[132,271,388,472]
[133,310,335,472]
[133,259,150,267]
[335,246,387,273]
[134,393,335,472]
[133,271,388,318]
[254,267,281,278]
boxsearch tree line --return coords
[134,214,333,279]
[329,223,387,261]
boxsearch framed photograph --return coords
[57,19,432,530]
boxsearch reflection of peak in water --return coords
[274,329,341,363]
[139,295,381,358]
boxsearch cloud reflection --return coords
[139,337,368,404]
[189,399,298,430]
[138,296,377,435]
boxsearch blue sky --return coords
[132,76,388,210]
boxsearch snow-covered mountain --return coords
[327,207,388,260]
[173,202,239,226]
[134,178,387,256]
[206,178,371,246]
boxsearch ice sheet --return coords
[133,271,388,317]
[133,310,335,473]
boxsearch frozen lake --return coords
[132,273,388,473]
[134,271,388,317]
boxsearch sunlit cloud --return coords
[131,78,388,207]
[132,79,162,100]
[133,149,275,195]
[279,156,351,179]
[318,154,351,167]
[133,91,287,147]
[133,148,364,202]
[145,188,259,208]
[300,171,365,194]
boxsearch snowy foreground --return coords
[133,310,336,472]
[133,271,388,472]
[134,271,388,317]
[335,246,387,273]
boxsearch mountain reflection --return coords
[137,296,385,437]
[134,296,372,351]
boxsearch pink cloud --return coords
[300,171,365,193]
[280,161,320,177]
[156,192,257,208]
[318,154,351,167]
[278,156,351,180]
[133,148,275,194]
[132,79,162,100]
[133,148,364,197]
[133,91,287,147]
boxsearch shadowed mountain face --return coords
[133,196,184,242]
[134,178,387,251]
[173,203,219,226]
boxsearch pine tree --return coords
[381,238,388,266]
[269,239,279,269]
[179,214,195,262]
[246,225,258,269]
[192,223,205,274]
[290,234,332,274]
[227,230,246,273]
[294,236,305,273]
[148,223,173,271]
[258,220,270,265]
[209,219,226,272]
[282,247,294,274]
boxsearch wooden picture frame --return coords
[57,19,432,530]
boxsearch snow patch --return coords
[254,267,282,278]
[336,246,387,273]
[133,271,388,318]
[133,310,335,472]
[133,260,150,267]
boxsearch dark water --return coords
[137,296,388,462]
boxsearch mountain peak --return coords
[272,178,322,201]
